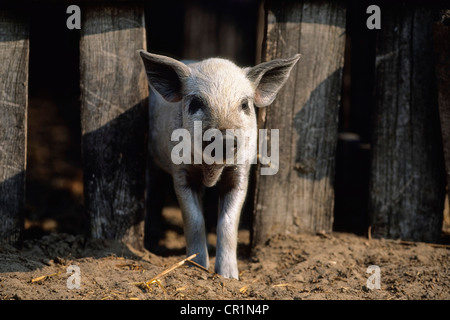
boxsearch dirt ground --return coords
[2,96,449,301]
[1,206,449,300]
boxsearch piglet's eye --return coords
[241,101,250,113]
[188,97,205,115]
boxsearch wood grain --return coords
[0,9,29,246]
[80,4,148,249]
[252,0,346,246]
[369,5,445,242]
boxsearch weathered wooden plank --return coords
[80,4,148,249]
[252,0,346,247]
[0,8,29,246]
[369,5,445,242]
[433,13,450,214]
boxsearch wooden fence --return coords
[0,1,449,249]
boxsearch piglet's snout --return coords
[202,131,238,164]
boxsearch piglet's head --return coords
[139,50,300,166]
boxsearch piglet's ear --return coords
[246,54,301,107]
[139,50,191,102]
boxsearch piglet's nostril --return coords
[223,135,237,160]
[201,131,238,162]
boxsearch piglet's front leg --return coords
[215,166,249,279]
[173,171,209,270]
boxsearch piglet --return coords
[139,50,300,279]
